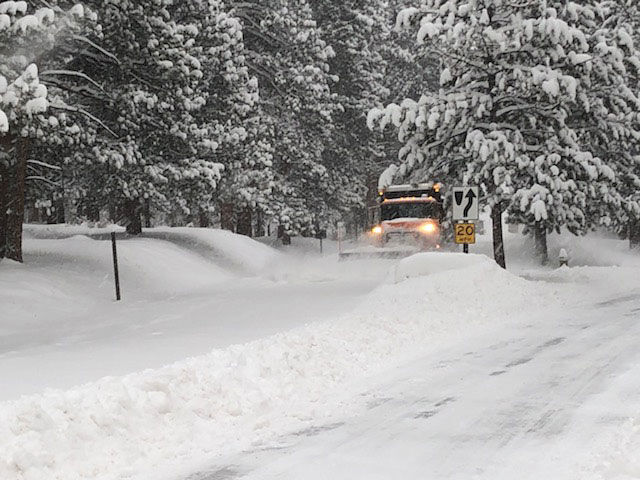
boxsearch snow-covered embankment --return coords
[0,252,587,480]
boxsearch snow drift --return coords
[143,227,281,275]
[23,224,281,277]
[22,236,232,300]
[393,252,490,282]
[0,253,570,480]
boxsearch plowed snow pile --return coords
[2,236,233,343]
[143,227,281,274]
[0,254,603,480]
[25,236,232,297]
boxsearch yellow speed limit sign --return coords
[455,223,476,244]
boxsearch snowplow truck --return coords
[370,183,444,250]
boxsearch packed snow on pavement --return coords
[1,225,640,480]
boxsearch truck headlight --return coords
[371,225,382,235]
[419,222,436,234]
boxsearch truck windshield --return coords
[381,202,442,221]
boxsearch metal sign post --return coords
[111,232,121,301]
[337,222,345,255]
[315,229,327,255]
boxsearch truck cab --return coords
[371,183,444,250]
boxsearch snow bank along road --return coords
[2,227,640,480]
[1,226,392,398]
[176,253,640,480]
[193,284,640,480]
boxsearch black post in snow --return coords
[111,232,121,301]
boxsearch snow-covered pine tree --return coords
[233,0,341,237]
[20,0,274,236]
[188,3,274,233]
[369,0,640,266]
[599,0,640,249]
[0,1,86,261]
[60,0,221,234]
[310,0,391,229]
[381,0,442,130]
[20,2,109,227]
[511,0,640,258]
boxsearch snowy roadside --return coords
[470,343,640,480]
[2,251,638,480]
[23,223,282,276]
[1,228,390,399]
[583,362,640,480]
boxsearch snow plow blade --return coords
[338,246,418,260]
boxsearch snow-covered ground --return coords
[1,224,640,480]
[208,292,640,480]
[1,226,391,398]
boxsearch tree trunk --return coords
[491,202,506,269]
[255,211,265,237]
[108,198,116,223]
[0,159,7,259]
[277,225,291,245]
[198,209,210,228]
[630,219,640,250]
[220,203,234,231]
[534,222,549,265]
[124,198,142,235]
[236,208,253,237]
[56,171,66,224]
[143,198,151,228]
[56,201,66,224]
[86,200,100,222]
[5,137,28,262]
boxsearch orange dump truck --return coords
[370,183,444,250]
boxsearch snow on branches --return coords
[0,1,85,137]
[370,0,640,238]
[0,64,48,131]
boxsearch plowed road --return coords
[185,292,640,480]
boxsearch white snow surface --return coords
[0,109,7,132]
[24,224,280,275]
[2,226,388,401]
[394,251,490,282]
[147,226,281,275]
[24,223,126,238]
[2,224,640,480]
[0,250,555,480]
[17,235,232,304]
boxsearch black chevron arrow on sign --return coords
[463,189,476,217]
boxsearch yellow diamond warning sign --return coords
[454,223,476,244]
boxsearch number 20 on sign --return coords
[455,223,476,245]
